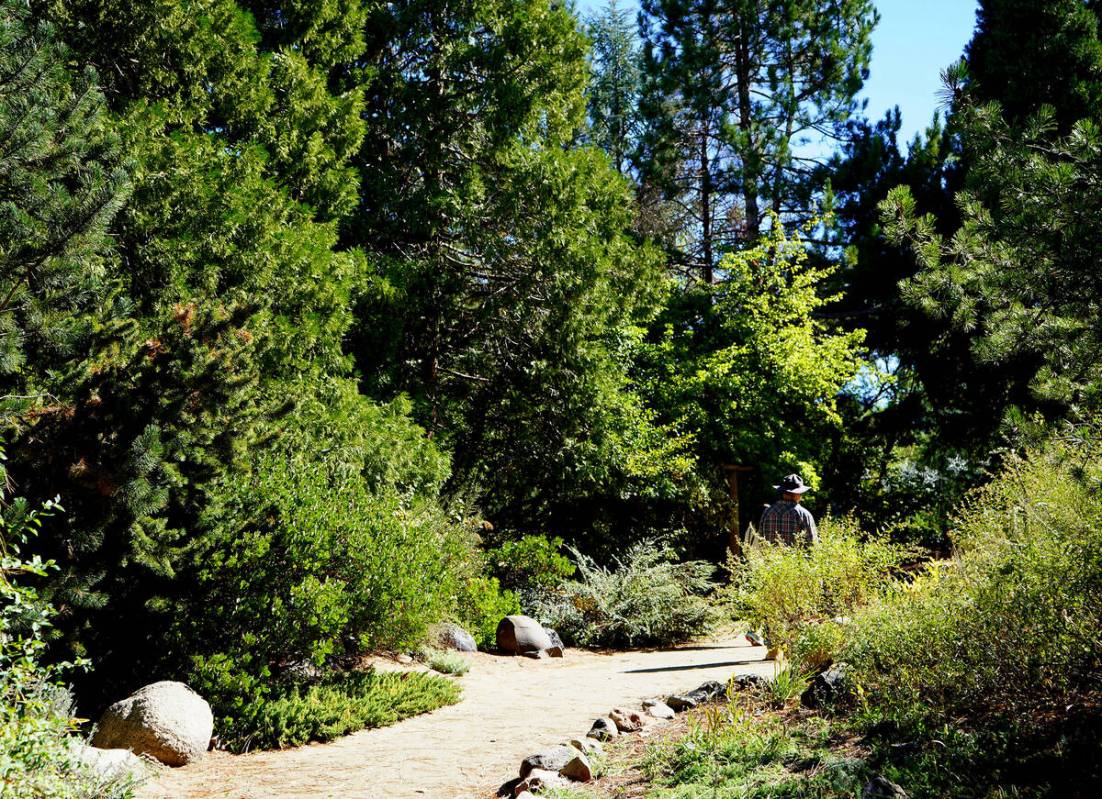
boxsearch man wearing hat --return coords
[758,474,818,545]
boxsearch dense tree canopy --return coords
[8,0,1102,756]
[636,0,878,281]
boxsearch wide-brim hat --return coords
[774,474,810,494]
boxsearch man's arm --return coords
[803,508,819,544]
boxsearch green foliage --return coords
[528,540,717,648]
[217,669,462,752]
[0,457,136,797]
[453,575,521,651]
[485,534,576,593]
[639,221,867,533]
[843,430,1102,756]
[724,518,913,652]
[419,648,470,677]
[350,0,681,547]
[640,702,867,799]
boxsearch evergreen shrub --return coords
[528,540,717,648]
[219,670,461,752]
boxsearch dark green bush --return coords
[172,389,480,705]
[528,540,717,648]
[218,670,461,752]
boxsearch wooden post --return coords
[722,465,752,557]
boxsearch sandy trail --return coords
[138,637,771,799]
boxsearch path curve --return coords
[138,637,771,799]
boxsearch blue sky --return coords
[577,0,981,148]
[862,0,980,144]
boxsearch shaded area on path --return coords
[138,637,771,799]
[623,658,762,674]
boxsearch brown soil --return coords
[137,637,772,799]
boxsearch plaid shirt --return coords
[759,500,818,545]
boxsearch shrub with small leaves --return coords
[454,574,521,650]
[485,534,576,592]
[419,648,470,676]
[528,540,717,648]
[724,518,914,652]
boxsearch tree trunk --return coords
[699,123,714,284]
[734,31,761,240]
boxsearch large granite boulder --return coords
[431,622,478,653]
[92,681,213,766]
[496,615,553,656]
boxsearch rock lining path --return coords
[138,637,771,799]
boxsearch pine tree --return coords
[637,0,877,281]
[586,0,643,174]
[966,0,1102,131]
[873,0,1102,446]
[0,0,129,423]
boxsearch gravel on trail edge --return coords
[137,637,772,799]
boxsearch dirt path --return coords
[138,637,772,799]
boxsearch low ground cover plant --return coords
[527,539,717,648]
[217,669,461,752]
[419,648,470,676]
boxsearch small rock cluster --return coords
[509,677,759,796]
